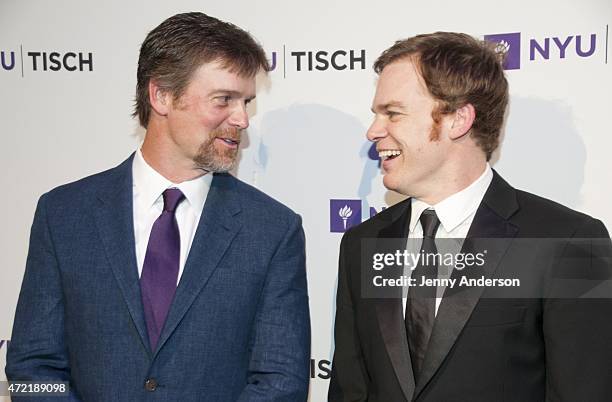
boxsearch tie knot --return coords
[419,209,440,238]
[162,188,185,213]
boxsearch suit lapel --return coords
[413,171,520,398]
[374,200,416,401]
[154,173,242,355]
[94,154,151,352]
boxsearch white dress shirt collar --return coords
[132,148,212,214]
[409,164,493,233]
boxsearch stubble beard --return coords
[194,127,240,173]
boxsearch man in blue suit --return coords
[6,12,310,401]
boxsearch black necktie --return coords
[406,209,441,379]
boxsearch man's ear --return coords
[449,103,476,140]
[148,80,172,117]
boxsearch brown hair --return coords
[374,32,508,159]
[133,12,270,128]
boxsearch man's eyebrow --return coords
[371,101,406,113]
[210,89,256,100]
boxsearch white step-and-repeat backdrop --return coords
[1,0,610,400]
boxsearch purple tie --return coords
[140,188,185,350]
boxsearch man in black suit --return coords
[328,32,612,401]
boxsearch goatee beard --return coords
[194,127,240,173]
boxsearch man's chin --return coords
[382,174,399,192]
[194,155,237,173]
[382,174,411,197]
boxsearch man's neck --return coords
[416,161,488,205]
[140,129,208,184]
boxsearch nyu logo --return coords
[268,51,277,71]
[330,199,386,233]
[330,199,361,232]
[529,34,596,61]
[484,32,521,70]
[1,50,16,70]
[484,31,600,70]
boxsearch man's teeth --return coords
[221,138,238,145]
[378,150,402,159]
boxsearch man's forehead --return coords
[373,61,429,104]
[193,60,252,79]
[380,60,423,87]
[190,62,256,93]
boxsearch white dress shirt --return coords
[403,164,494,316]
[132,149,212,284]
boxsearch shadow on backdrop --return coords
[492,96,586,208]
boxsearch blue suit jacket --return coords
[6,154,311,401]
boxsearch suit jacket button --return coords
[144,378,158,392]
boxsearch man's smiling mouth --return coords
[378,149,402,160]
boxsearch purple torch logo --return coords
[330,199,362,233]
[484,32,521,70]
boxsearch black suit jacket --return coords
[329,171,612,401]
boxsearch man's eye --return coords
[216,96,232,105]
[387,111,400,118]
